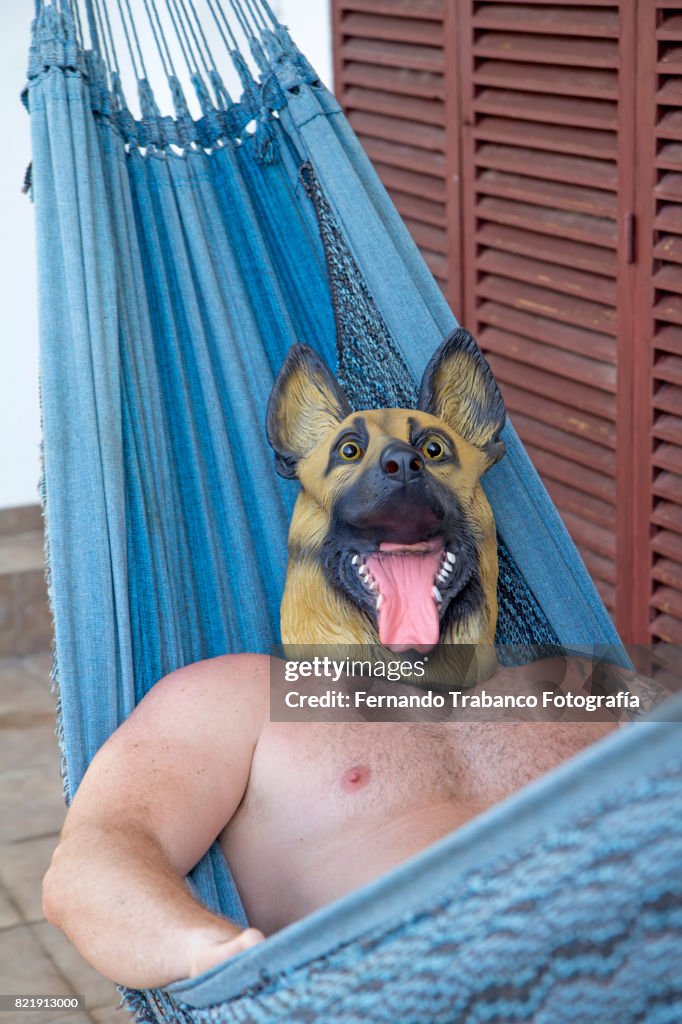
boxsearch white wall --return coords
[271,0,333,89]
[0,5,41,510]
[0,0,332,511]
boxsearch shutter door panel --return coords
[332,1,660,639]
[457,0,632,623]
[333,0,458,302]
[642,3,682,643]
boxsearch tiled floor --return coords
[0,531,52,659]
[0,652,125,1024]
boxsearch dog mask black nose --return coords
[380,442,424,482]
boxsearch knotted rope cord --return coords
[67,0,85,46]
[91,0,116,75]
[75,0,294,127]
[82,0,102,53]
[140,0,175,84]
[164,0,201,78]
[242,0,268,33]
[182,0,222,79]
[112,0,141,82]
[173,0,212,80]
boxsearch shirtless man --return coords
[42,652,616,990]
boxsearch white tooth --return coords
[432,586,442,603]
[441,563,452,575]
[367,580,376,591]
[376,594,383,611]
[446,551,457,564]
[437,571,447,583]
[359,565,368,577]
[351,555,359,565]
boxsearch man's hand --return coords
[187,926,266,977]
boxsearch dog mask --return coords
[266,329,506,659]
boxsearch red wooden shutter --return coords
[332,1,651,640]
[332,0,462,310]
[634,2,682,644]
[455,1,637,628]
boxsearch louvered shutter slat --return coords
[478,301,617,362]
[474,89,617,130]
[341,0,443,19]
[343,63,444,99]
[473,33,619,68]
[477,172,618,218]
[474,62,618,100]
[472,5,620,35]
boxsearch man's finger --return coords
[189,927,266,977]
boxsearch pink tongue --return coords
[366,542,444,654]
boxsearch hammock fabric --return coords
[25,0,681,1021]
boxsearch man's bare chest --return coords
[231,719,530,840]
[231,716,613,839]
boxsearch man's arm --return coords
[42,653,269,989]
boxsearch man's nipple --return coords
[340,764,371,793]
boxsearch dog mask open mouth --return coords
[266,329,506,654]
[337,540,467,655]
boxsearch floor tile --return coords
[0,725,62,778]
[0,532,45,575]
[0,880,22,929]
[0,766,65,844]
[32,922,119,1013]
[0,923,76,1024]
[0,575,16,659]
[18,652,55,691]
[0,660,56,716]
[0,506,43,537]
[0,835,59,922]
[15,571,53,657]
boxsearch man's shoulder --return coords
[163,652,271,689]
[156,652,271,719]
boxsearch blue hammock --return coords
[25,1,681,1021]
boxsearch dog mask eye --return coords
[422,437,445,461]
[339,440,364,462]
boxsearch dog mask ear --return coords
[418,328,506,470]
[266,344,352,479]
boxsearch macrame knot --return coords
[84,50,113,115]
[248,35,270,75]
[230,50,260,117]
[208,69,232,112]
[260,28,285,66]
[110,70,127,113]
[190,72,214,117]
[253,111,279,165]
[260,70,286,112]
[138,78,161,121]
[28,4,82,78]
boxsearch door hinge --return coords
[625,212,636,265]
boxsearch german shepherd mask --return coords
[266,329,506,657]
